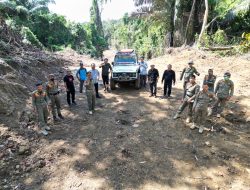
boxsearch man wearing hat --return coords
[148,64,159,97]
[138,56,148,88]
[32,82,50,136]
[64,69,76,106]
[76,61,87,93]
[180,60,200,96]
[46,74,64,121]
[211,72,234,118]
[99,58,112,92]
[90,63,101,98]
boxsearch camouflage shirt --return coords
[46,81,59,96]
[85,79,94,91]
[184,83,200,101]
[215,79,234,99]
[32,90,49,107]
[203,74,216,92]
[180,66,200,82]
[194,91,215,109]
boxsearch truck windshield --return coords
[115,55,137,64]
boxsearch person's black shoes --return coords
[58,114,64,119]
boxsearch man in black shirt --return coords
[99,58,112,92]
[148,64,159,97]
[64,69,76,106]
[162,64,176,98]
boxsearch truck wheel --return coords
[110,78,116,90]
[135,77,140,89]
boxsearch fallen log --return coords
[202,46,234,51]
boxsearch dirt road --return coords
[1,49,250,190]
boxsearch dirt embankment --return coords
[0,40,250,190]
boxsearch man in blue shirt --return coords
[76,61,87,93]
[139,56,148,88]
[90,63,101,98]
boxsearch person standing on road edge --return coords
[203,69,216,93]
[138,56,148,88]
[210,71,234,118]
[180,60,200,98]
[76,61,87,93]
[46,74,64,122]
[162,64,176,98]
[32,82,50,136]
[99,58,112,92]
[173,75,200,124]
[64,69,76,106]
[148,64,159,97]
[191,83,217,133]
[90,63,101,98]
[85,71,96,115]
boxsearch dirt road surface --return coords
[1,49,250,190]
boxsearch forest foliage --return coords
[0,0,249,58]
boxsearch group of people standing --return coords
[32,56,234,136]
[32,58,113,135]
[139,58,234,134]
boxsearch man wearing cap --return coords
[90,63,101,98]
[211,72,234,118]
[32,82,50,136]
[64,69,76,106]
[148,64,159,97]
[76,61,87,93]
[203,69,216,92]
[99,58,112,92]
[46,74,64,121]
[180,60,200,95]
[191,83,217,133]
[138,56,148,88]
[85,71,96,115]
[174,75,200,123]
[162,64,176,98]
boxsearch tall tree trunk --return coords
[197,0,209,45]
[184,0,196,45]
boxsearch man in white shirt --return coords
[139,56,148,88]
[90,63,101,98]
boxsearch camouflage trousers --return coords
[193,107,207,125]
[36,105,49,128]
[212,98,227,114]
[177,100,193,117]
[50,95,61,117]
[86,90,96,111]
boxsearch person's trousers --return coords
[67,90,75,105]
[94,83,99,97]
[86,90,96,111]
[79,80,85,93]
[50,95,61,117]
[177,100,193,117]
[164,81,172,96]
[193,107,207,125]
[102,75,109,87]
[140,75,147,88]
[150,82,157,95]
[212,98,227,114]
[183,81,188,99]
[36,105,49,128]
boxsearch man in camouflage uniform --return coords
[46,74,64,121]
[32,82,50,136]
[180,60,200,97]
[203,69,216,92]
[85,71,96,115]
[211,72,234,118]
[174,75,200,124]
[191,83,217,133]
